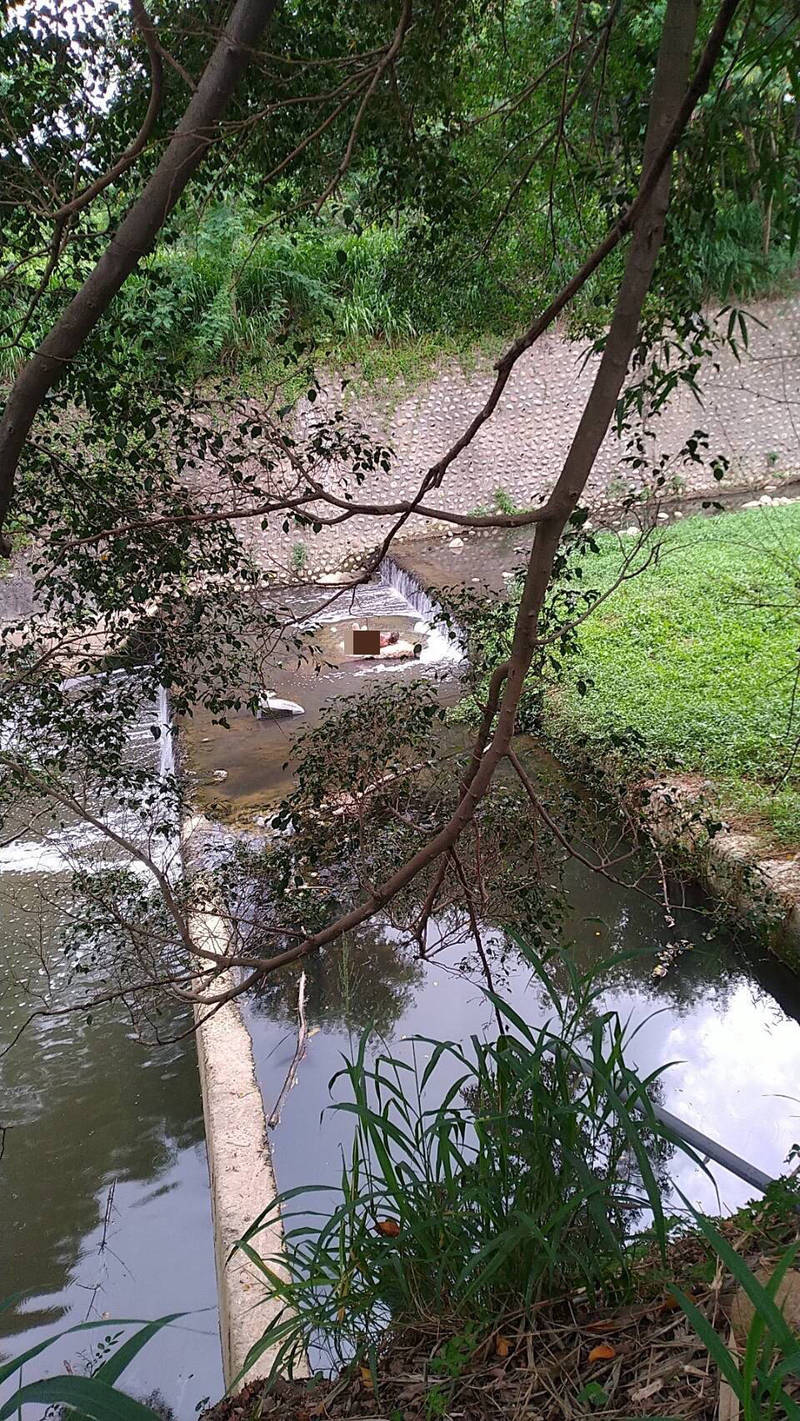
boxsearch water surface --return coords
[0,721,221,1418]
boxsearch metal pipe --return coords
[649,1101,775,1194]
[576,1053,776,1195]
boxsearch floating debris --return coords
[652,939,693,979]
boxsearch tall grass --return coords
[233,945,680,1377]
[114,208,417,377]
[672,1213,800,1420]
[2,191,795,389]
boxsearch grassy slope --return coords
[551,502,800,845]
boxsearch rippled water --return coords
[0,697,220,1419]
[8,561,794,1409]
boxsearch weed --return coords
[290,542,307,575]
[493,486,520,516]
[672,1212,800,1419]
[233,944,678,1378]
[0,1308,179,1419]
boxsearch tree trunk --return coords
[252,0,727,977]
[0,0,278,556]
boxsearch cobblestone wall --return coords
[248,292,800,575]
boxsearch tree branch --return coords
[0,0,280,556]
[51,1,165,224]
[216,0,730,984]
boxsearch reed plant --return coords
[234,946,679,1377]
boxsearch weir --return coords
[379,555,464,662]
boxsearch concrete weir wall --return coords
[245,291,800,576]
[192,910,292,1388]
[181,818,302,1390]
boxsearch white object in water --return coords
[256,692,305,718]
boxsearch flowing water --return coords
[5,555,800,1408]
[185,579,462,811]
[0,696,221,1419]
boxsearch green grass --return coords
[552,503,800,845]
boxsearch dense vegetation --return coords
[5,952,800,1420]
[2,2,798,390]
[3,3,800,1414]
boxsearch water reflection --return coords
[0,873,221,1417]
[251,930,424,1039]
[246,847,800,1228]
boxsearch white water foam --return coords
[0,676,177,879]
[379,558,464,665]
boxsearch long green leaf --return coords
[0,1318,154,1388]
[689,1214,799,1356]
[93,1314,184,1386]
[670,1284,742,1392]
[0,1375,161,1421]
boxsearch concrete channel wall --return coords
[183,824,305,1390]
[192,944,284,1386]
[244,291,800,576]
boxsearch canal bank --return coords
[390,498,800,971]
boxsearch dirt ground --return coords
[204,1196,800,1421]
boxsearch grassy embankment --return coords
[12,202,790,398]
[550,502,800,850]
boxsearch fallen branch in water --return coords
[267,969,309,1130]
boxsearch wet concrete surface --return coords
[391,479,800,598]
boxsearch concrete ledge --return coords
[192,917,292,1386]
[181,812,305,1390]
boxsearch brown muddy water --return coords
[183,579,461,812]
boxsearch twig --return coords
[267,969,308,1128]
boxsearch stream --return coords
[0,698,221,1419]
[4,556,800,1408]
[187,565,800,1220]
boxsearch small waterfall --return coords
[153,684,182,881]
[379,558,441,622]
[379,558,464,665]
[0,675,175,876]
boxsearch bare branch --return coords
[50,1,165,225]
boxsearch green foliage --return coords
[232,945,675,1376]
[550,503,800,843]
[3,0,797,387]
[290,541,308,574]
[0,1308,179,1419]
[109,210,417,382]
[446,516,604,734]
[492,487,527,516]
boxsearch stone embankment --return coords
[246,292,800,577]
